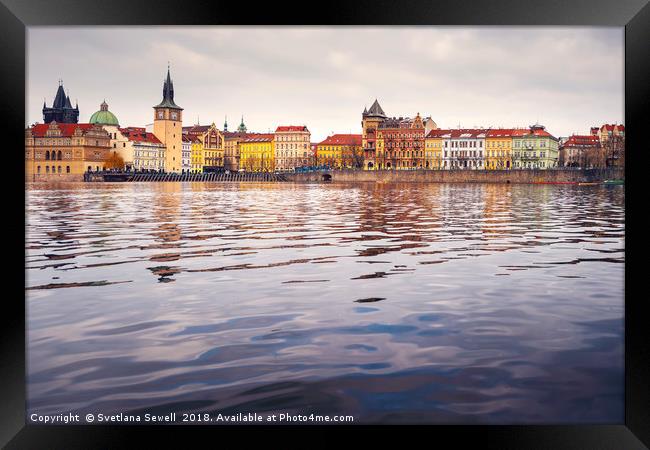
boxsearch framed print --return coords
[1,0,649,447]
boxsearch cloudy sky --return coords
[27,27,623,142]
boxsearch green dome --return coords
[89,101,119,126]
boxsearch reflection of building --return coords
[240,134,275,172]
[42,80,79,124]
[25,122,111,181]
[512,123,559,169]
[559,135,601,167]
[316,134,362,169]
[120,127,166,171]
[153,67,183,173]
[202,123,225,171]
[274,126,310,171]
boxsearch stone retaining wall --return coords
[27,173,84,182]
[285,168,625,184]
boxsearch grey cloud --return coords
[28,26,623,142]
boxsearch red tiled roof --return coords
[561,135,601,148]
[426,129,451,138]
[449,129,488,138]
[275,125,309,132]
[317,134,362,146]
[120,128,163,145]
[242,133,274,143]
[600,124,624,132]
[29,123,94,137]
[486,128,529,137]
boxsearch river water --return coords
[26,182,624,424]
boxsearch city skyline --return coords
[28,26,623,142]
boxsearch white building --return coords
[443,129,486,170]
[120,127,166,171]
[181,134,192,173]
[274,125,311,171]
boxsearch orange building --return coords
[25,122,111,181]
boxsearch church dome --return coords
[89,100,119,126]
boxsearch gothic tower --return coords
[43,80,79,124]
[361,99,386,170]
[153,66,183,173]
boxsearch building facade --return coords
[181,135,192,172]
[376,114,426,170]
[592,123,625,143]
[42,81,79,124]
[153,68,183,173]
[559,135,602,167]
[25,122,111,181]
[202,123,225,172]
[361,99,387,170]
[425,129,446,169]
[240,134,275,172]
[444,129,487,170]
[223,131,248,172]
[274,126,310,171]
[120,127,166,171]
[512,124,559,169]
[484,129,525,170]
[190,136,204,173]
[316,134,362,169]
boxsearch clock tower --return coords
[153,66,183,172]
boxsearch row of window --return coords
[36,165,70,174]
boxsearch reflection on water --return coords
[26,182,624,423]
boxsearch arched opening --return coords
[367,162,374,170]
[57,151,62,160]
[45,151,50,160]
[66,166,70,173]
[37,166,41,174]
[386,162,391,169]
[88,166,92,172]
[46,166,50,173]
[58,166,62,173]
[322,173,332,182]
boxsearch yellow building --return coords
[25,122,111,181]
[153,68,183,173]
[202,123,225,170]
[485,129,524,170]
[316,134,362,169]
[190,135,204,173]
[240,134,275,172]
[424,129,445,169]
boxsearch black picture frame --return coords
[2,0,648,447]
